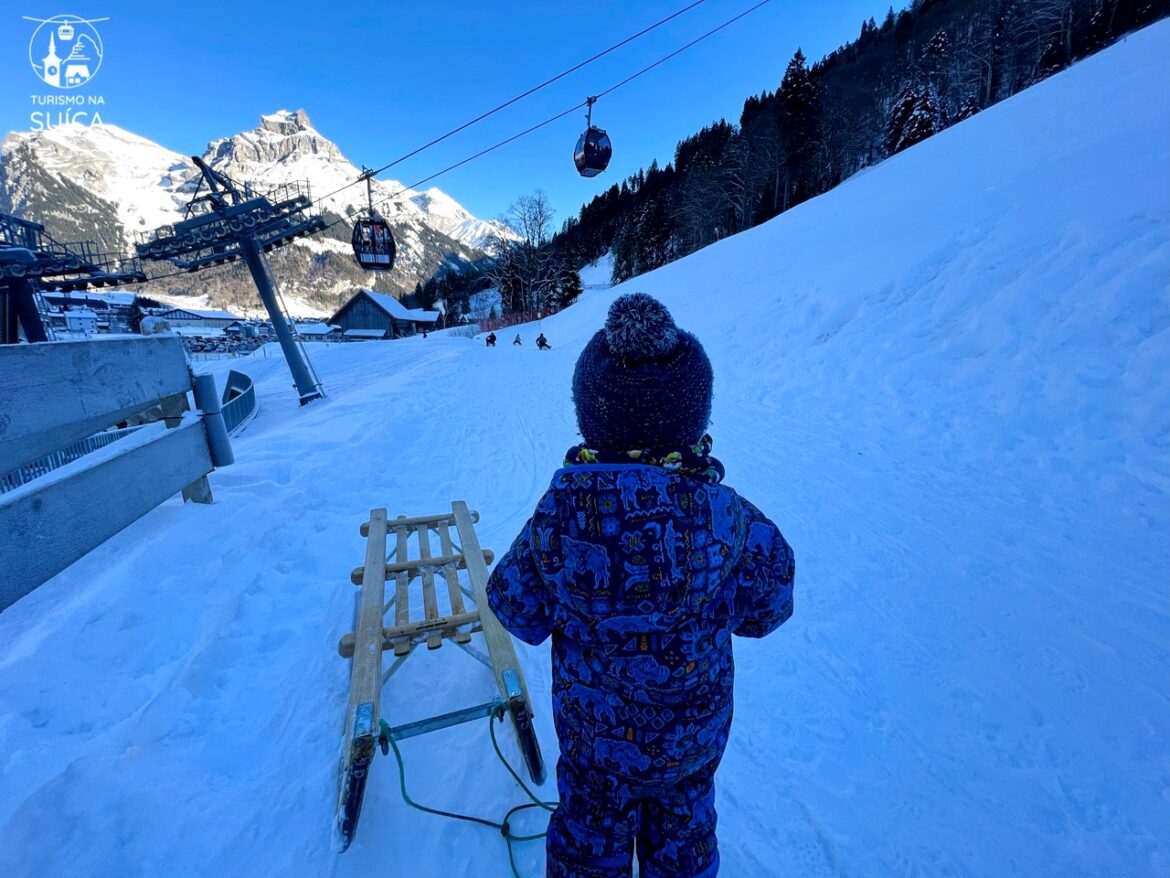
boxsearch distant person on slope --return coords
[487,293,795,878]
[485,332,496,347]
[513,334,522,346]
[536,332,551,350]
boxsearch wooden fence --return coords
[0,336,233,612]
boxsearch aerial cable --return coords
[594,0,771,100]
[137,0,771,280]
[330,0,773,228]
[311,0,708,206]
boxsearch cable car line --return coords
[334,0,773,232]
[593,0,772,102]
[310,0,709,208]
[317,102,588,240]
[118,0,772,289]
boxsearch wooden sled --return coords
[333,500,546,852]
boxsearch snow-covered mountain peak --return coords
[411,187,468,219]
[205,109,346,171]
[409,186,516,251]
[258,108,314,136]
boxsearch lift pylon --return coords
[136,157,327,404]
[0,212,146,344]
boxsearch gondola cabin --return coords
[574,127,613,178]
[352,217,396,271]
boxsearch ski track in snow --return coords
[2,22,1170,878]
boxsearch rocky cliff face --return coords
[0,110,510,314]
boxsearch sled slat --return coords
[393,517,411,656]
[338,611,481,657]
[350,550,495,584]
[361,509,478,536]
[453,500,531,703]
[344,508,387,762]
[438,524,472,643]
[418,524,442,649]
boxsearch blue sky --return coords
[3,1,895,225]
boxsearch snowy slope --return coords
[2,21,1169,878]
[579,251,615,288]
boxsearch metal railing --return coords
[0,424,144,495]
[221,369,258,435]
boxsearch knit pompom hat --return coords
[572,293,713,449]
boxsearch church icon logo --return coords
[25,14,107,89]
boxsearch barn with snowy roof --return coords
[329,288,440,339]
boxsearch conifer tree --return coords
[778,49,821,208]
[885,83,943,155]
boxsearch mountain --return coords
[0,109,513,315]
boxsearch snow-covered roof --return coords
[295,322,336,336]
[160,307,241,321]
[352,289,441,324]
[344,328,387,338]
[42,291,137,308]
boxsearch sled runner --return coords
[333,500,546,851]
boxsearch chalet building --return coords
[157,307,242,331]
[41,291,135,332]
[330,288,440,339]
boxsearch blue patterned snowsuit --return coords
[487,463,795,877]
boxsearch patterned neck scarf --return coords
[563,433,725,485]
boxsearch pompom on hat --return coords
[572,293,713,449]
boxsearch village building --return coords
[329,288,441,339]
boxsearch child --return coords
[487,293,794,877]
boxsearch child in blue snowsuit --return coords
[487,293,794,877]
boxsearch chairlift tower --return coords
[137,157,326,404]
[0,212,146,344]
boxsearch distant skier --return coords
[487,293,794,877]
[422,329,428,339]
[513,334,522,346]
[535,332,551,351]
[485,332,497,347]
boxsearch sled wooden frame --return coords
[333,500,546,852]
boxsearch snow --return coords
[410,187,517,252]
[578,251,614,288]
[208,109,513,253]
[2,21,1170,878]
[352,288,441,324]
[1,122,192,234]
[161,308,241,321]
[467,286,503,320]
